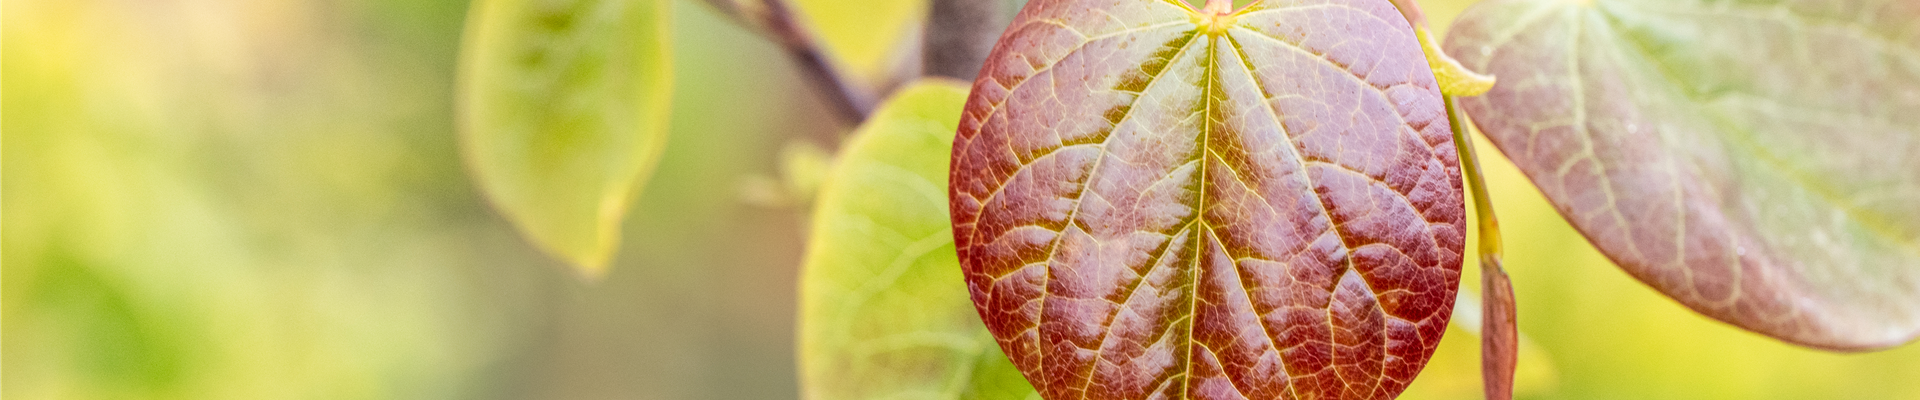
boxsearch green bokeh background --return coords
[4,0,1917,399]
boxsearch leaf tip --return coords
[500,194,627,281]
[569,258,614,281]
[530,226,620,281]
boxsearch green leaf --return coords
[798,80,1039,400]
[1446,0,1920,349]
[949,1,1468,398]
[458,0,673,275]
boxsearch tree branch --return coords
[923,0,1008,81]
[699,0,874,125]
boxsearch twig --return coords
[699,0,874,126]
[924,0,1009,80]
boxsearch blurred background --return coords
[4,0,1918,399]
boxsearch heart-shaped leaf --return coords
[458,0,673,276]
[1445,0,1920,349]
[948,1,1468,398]
[799,80,1038,400]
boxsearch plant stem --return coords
[924,0,1008,81]
[1447,94,1516,400]
[698,0,874,126]
[1384,0,1513,394]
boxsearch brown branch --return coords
[699,0,874,125]
[923,0,1008,81]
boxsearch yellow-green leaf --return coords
[458,0,673,276]
[798,80,1038,400]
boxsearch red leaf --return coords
[948,1,1468,398]
[1446,0,1920,350]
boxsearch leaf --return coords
[1445,0,1920,349]
[948,1,1468,398]
[458,0,673,275]
[798,80,1040,400]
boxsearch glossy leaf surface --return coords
[949,1,1468,398]
[1446,0,1920,349]
[458,0,673,275]
[800,80,1040,400]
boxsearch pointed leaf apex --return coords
[520,216,619,281]
[567,255,613,281]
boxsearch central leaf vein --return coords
[1174,31,1217,400]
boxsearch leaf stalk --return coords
[1447,94,1517,400]
[1392,0,1517,394]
